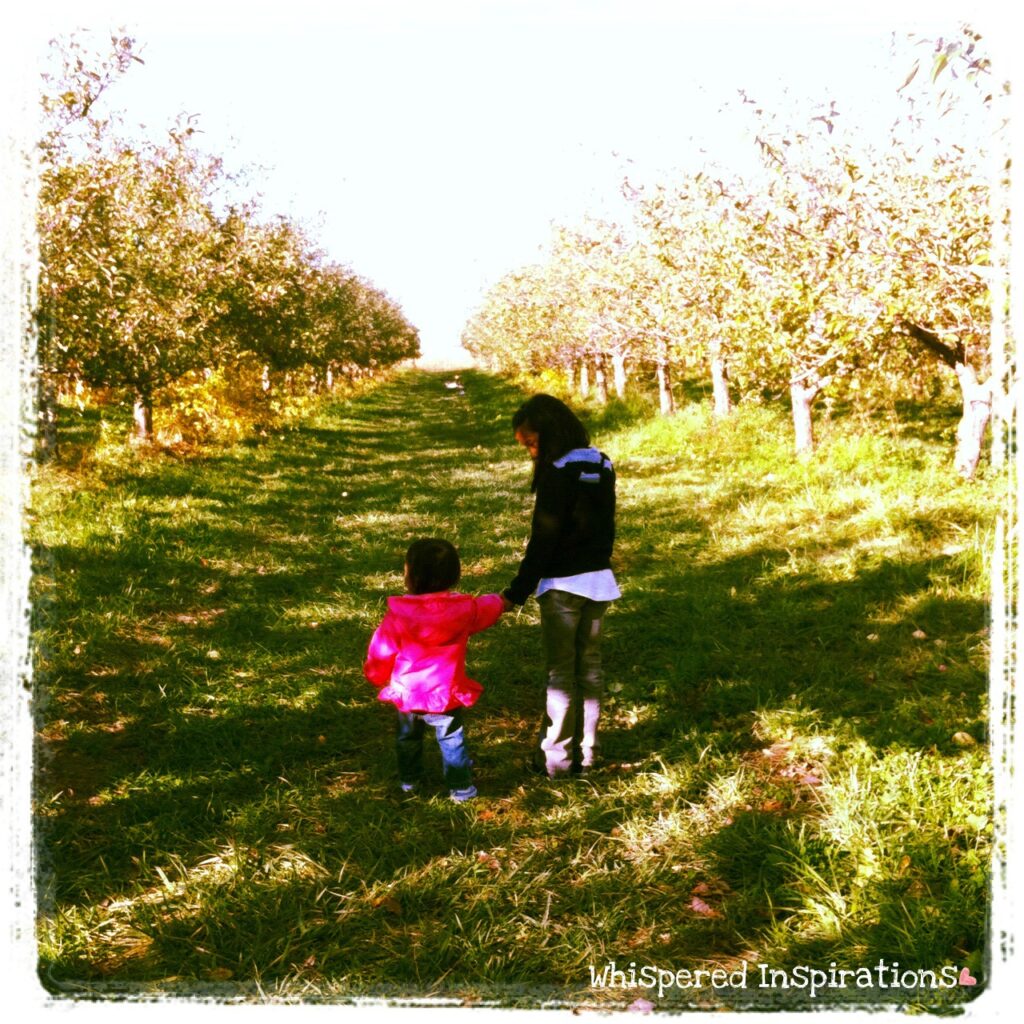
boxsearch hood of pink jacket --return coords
[385,593,482,645]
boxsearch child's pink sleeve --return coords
[363,616,399,686]
[469,593,505,635]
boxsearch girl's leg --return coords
[424,709,474,791]
[573,599,609,770]
[537,590,586,776]
[395,711,426,787]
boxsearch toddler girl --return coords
[364,538,504,801]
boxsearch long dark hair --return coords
[512,394,591,491]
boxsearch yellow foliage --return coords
[153,359,321,444]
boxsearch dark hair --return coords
[512,394,590,491]
[405,538,461,594]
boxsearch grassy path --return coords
[31,369,995,1008]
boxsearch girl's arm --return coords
[363,616,399,685]
[469,593,506,634]
[503,466,570,605]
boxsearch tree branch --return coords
[900,321,965,368]
[789,347,843,387]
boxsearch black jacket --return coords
[504,447,616,606]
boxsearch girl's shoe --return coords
[450,785,477,802]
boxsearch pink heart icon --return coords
[958,967,977,986]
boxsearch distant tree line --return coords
[35,32,419,451]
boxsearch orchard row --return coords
[34,33,419,450]
[462,27,1009,480]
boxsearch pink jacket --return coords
[363,592,504,713]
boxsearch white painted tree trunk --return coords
[594,357,609,405]
[611,351,627,399]
[710,341,731,419]
[565,359,577,395]
[37,372,58,460]
[578,360,590,398]
[657,360,675,416]
[954,363,993,479]
[789,380,818,454]
[132,393,153,443]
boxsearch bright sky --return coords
[9,0,1015,365]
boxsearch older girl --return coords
[502,394,620,777]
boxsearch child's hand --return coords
[500,595,515,613]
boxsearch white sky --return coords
[9,0,1017,364]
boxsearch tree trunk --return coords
[789,379,819,454]
[132,392,154,443]
[710,340,731,419]
[326,364,334,391]
[901,322,993,480]
[578,360,590,398]
[36,370,58,461]
[565,359,577,395]
[261,364,271,393]
[611,350,627,399]
[954,363,993,479]
[656,360,675,416]
[594,357,609,405]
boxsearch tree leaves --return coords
[37,33,419,443]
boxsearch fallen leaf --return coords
[206,967,233,981]
[951,732,976,747]
[761,799,785,812]
[628,998,655,1013]
[690,896,721,918]
[912,629,927,640]
[476,851,501,871]
[374,896,402,915]
[692,878,731,896]
[867,633,880,642]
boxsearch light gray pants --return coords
[535,590,609,776]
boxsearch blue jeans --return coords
[534,590,609,776]
[395,707,473,789]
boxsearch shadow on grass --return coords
[596,543,987,762]
[31,368,990,1002]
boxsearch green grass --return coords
[29,369,1001,1009]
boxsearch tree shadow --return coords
[32,368,991,999]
